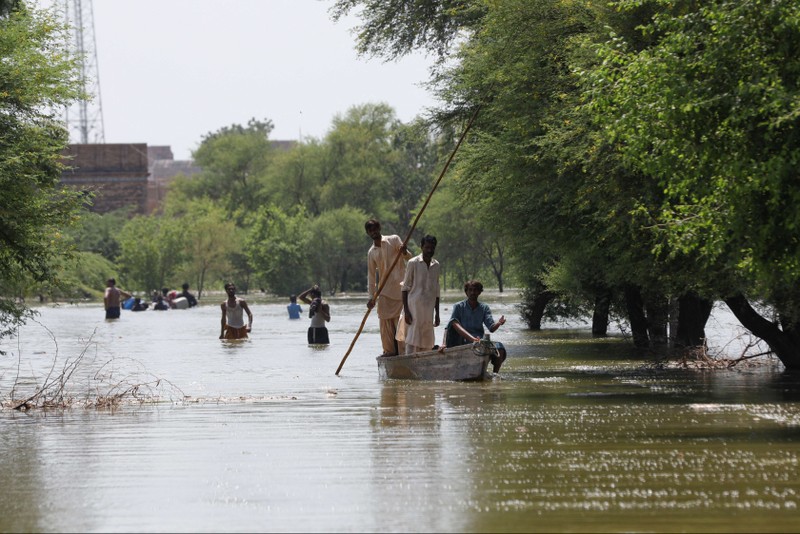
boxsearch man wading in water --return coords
[299,284,331,345]
[220,282,253,339]
[104,278,131,320]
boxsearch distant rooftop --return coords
[147,145,174,162]
[149,159,203,182]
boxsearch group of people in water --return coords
[150,284,199,310]
[103,279,199,317]
[104,217,507,372]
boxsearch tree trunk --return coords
[624,285,649,348]
[674,292,713,348]
[724,294,800,370]
[645,293,669,346]
[592,289,611,337]
[484,240,504,293]
[521,281,555,330]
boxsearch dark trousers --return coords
[308,326,329,345]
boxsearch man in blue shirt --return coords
[443,280,507,373]
[287,295,302,319]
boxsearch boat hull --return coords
[377,342,495,381]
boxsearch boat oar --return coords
[335,104,483,376]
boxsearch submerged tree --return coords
[589,0,800,368]
[331,0,786,361]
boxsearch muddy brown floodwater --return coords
[1,293,798,532]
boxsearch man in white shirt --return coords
[365,219,412,356]
[398,235,440,354]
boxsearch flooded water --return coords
[1,293,798,532]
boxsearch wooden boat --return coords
[377,340,499,381]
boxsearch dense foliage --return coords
[0,1,84,340]
[62,102,513,299]
[333,0,800,368]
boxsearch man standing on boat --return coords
[442,280,507,373]
[365,219,413,356]
[398,235,440,354]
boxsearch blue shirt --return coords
[287,303,302,319]
[447,299,495,345]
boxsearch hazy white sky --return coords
[45,0,437,160]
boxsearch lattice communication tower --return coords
[63,0,105,144]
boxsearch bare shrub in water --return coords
[673,330,777,370]
[2,323,185,411]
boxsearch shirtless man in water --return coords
[104,278,130,319]
[220,282,253,339]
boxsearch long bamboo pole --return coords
[335,104,483,375]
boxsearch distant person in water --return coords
[220,282,253,339]
[132,297,149,311]
[179,282,198,307]
[299,284,330,345]
[153,295,169,311]
[103,278,130,319]
[287,294,302,319]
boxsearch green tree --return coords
[0,1,85,340]
[117,215,184,293]
[187,118,276,222]
[260,140,327,216]
[589,0,800,368]
[422,1,631,322]
[334,0,702,347]
[317,103,398,219]
[307,207,369,294]
[37,251,118,302]
[386,118,443,232]
[261,106,442,234]
[66,207,131,261]
[331,0,485,61]
[165,197,239,298]
[245,206,311,295]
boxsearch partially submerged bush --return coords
[2,326,185,411]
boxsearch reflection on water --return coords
[0,295,798,532]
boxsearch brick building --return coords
[60,143,150,214]
[61,140,296,215]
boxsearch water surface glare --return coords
[1,296,798,532]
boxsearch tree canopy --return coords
[331,0,800,368]
[0,1,85,340]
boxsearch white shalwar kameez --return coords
[397,253,440,353]
[368,234,411,354]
